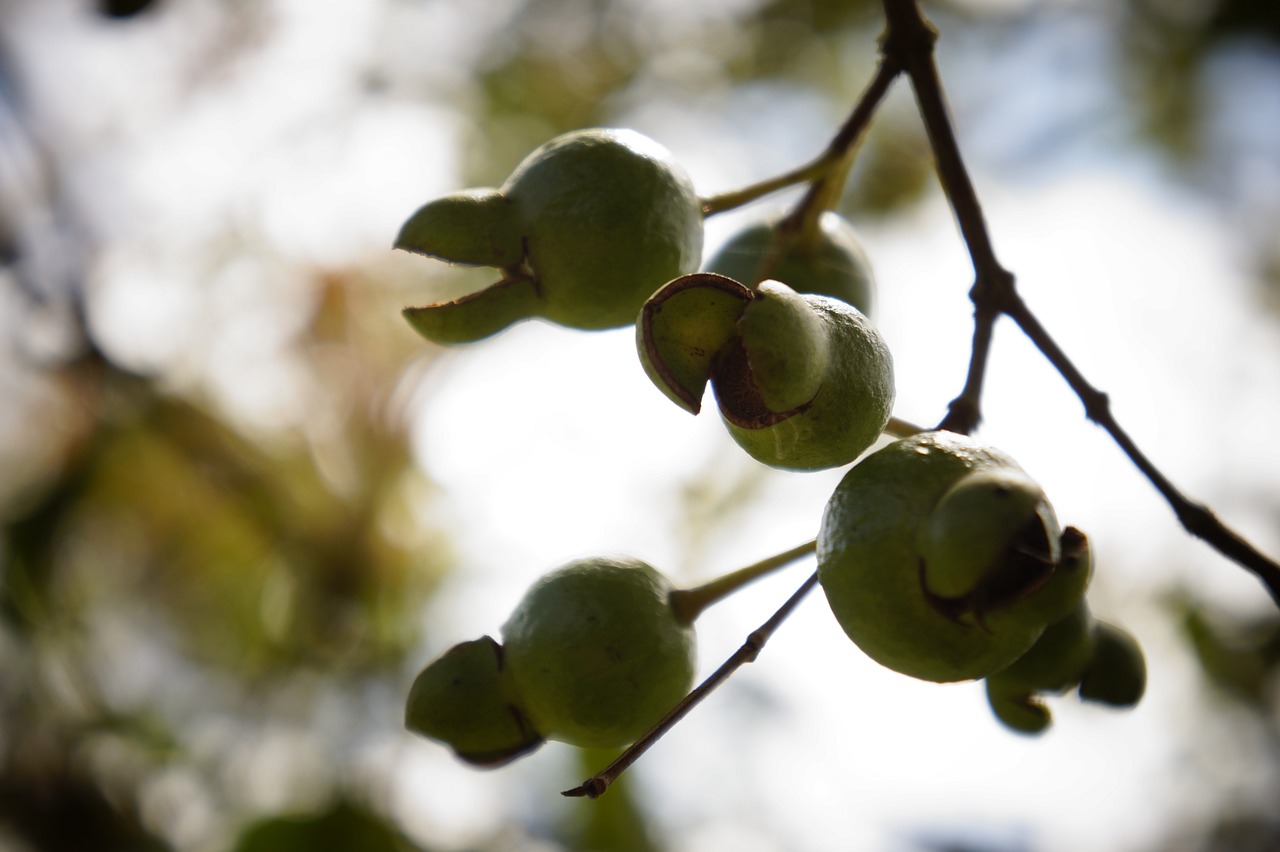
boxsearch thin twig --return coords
[883,0,1280,606]
[881,0,1007,436]
[701,53,904,219]
[1003,294,1280,606]
[669,539,816,624]
[562,571,821,799]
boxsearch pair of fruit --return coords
[407,431,1148,767]
[399,127,895,472]
[632,151,893,472]
[405,557,695,766]
[817,430,1145,731]
[634,205,893,471]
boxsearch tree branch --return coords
[562,571,820,799]
[882,0,1280,607]
[1004,293,1280,606]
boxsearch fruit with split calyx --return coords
[398,128,704,342]
[817,430,1092,683]
[637,273,894,471]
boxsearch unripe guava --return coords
[715,283,893,470]
[501,557,696,749]
[818,431,1090,682]
[399,128,704,341]
[1078,621,1146,707]
[504,128,704,330]
[704,211,875,315]
[637,274,894,471]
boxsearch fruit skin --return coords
[504,129,704,330]
[404,636,544,767]
[817,431,1090,683]
[1078,621,1146,707]
[714,283,894,471]
[398,128,704,341]
[501,557,696,749]
[704,211,876,316]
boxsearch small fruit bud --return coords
[1078,621,1147,707]
[984,602,1096,734]
[731,280,831,413]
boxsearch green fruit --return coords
[916,468,1090,629]
[817,431,1091,682]
[704,211,875,315]
[501,557,696,749]
[637,274,894,471]
[398,128,704,342]
[504,128,704,329]
[404,636,544,767]
[1078,621,1146,707]
[715,282,893,470]
[730,280,830,412]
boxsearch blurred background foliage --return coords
[0,0,1278,850]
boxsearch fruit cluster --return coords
[398,127,1146,774]
[818,430,1145,730]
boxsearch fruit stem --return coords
[668,539,817,624]
[699,52,902,219]
[700,160,831,218]
[885,416,925,438]
[563,571,820,799]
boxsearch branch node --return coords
[562,778,606,799]
[1080,387,1111,424]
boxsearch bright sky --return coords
[4,1,1279,850]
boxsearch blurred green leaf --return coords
[233,800,423,852]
